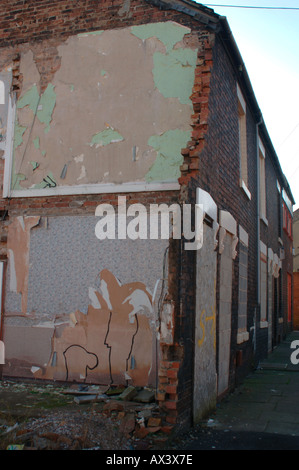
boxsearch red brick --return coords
[165,384,177,394]
[166,369,178,379]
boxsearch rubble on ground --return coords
[0,380,171,450]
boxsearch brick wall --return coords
[0,0,294,432]
[0,0,215,432]
[189,34,259,387]
[0,0,208,47]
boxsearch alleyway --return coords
[169,331,299,450]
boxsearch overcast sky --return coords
[199,1,299,210]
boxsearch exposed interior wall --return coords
[3,214,169,386]
[9,22,199,195]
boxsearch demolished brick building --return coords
[0,0,295,432]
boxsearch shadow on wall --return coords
[34,269,155,387]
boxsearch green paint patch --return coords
[17,85,40,113]
[37,84,56,133]
[14,122,27,149]
[30,161,39,171]
[17,84,56,133]
[33,172,57,189]
[33,137,40,149]
[153,49,197,105]
[91,128,124,147]
[131,22,190,53]
[78,30,103,37]
[12,172,26,190]
[145,129,190,182]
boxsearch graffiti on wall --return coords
[34,269,155,386]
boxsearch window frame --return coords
[237,83,251,200]
[259,138,268,225]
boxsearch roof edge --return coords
[144,0,221,31]
[143,0,295,206]
[218,16,295,206]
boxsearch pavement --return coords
[171,330,299,450]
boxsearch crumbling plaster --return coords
[4,214,170,386]
[10,22,199,193]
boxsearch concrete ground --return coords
[172,331,299,450]
[1,332,299,451]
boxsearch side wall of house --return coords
[179,30,293,404]
[0,1,210,395]
[192,34,258,390]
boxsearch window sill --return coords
[259,321,268,329]
[237,330,249,344]
[240,179,251,200]
[260,215,268,226]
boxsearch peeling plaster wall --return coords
[11,22,198,193]
[4,214,169,386]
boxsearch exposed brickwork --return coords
[0,0,208,47]
[156,359,181,432]
[179,34,214,199]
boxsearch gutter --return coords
[144,0,221,31]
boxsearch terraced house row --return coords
[0,0,295,431]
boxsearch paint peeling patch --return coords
[35,269,154,386]
[88,287,102,310]
[14,122,27,149]
[153,49,197,105]
[30,161,39,171]
[77,165,86,181]
[78,30,104,38]
[33,172,57,189]
[7,216,40,313]
[33,137,40,149]
[145,129,190,182]
[160,301,175,345]
[17,83,56,133]
[131,22,191,53]
[17,85,40,114]
[90,128,124,147]
[12,173,26,190]
[37,84,56,133]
